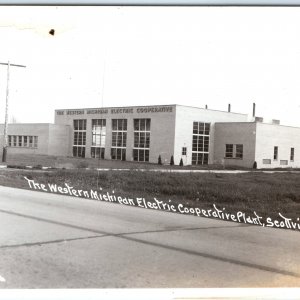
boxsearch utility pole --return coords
[101,60,106,108]
[0,61,26,162]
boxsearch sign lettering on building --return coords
[136,107,173,113]
[66,110,85,115]
[111,108,134,114]
[56,106,173,116]
[87,109,108,115]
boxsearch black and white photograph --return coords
[0,4,300,298]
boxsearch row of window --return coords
[74,146,150,162]
[225,145,295,163]
[74,118,151,162]
[75,120,211,165]
[75,119,150,132]
[74,119,210,164]
[8,135,38,148]
[225,144,243,159]
[273,146,294,161]
[193,122,210,135]
[262,146,295,164]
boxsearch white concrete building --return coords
[53,104,248,166]
[214,121,300,169]
[1,104,300,169]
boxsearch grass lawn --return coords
[0,153,248,170]
[0,168,300,228]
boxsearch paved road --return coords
[0,186,299,288]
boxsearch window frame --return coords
[7,135,38,148]
[73,119,87,158]
[133,118,151,162]
[274,146,278,161]
[111,119,128,161]
[290,147,295,161]
[191,121,210,165]
[225,144,243,159]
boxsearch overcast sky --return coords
[0,6,300,125]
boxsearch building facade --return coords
[0,123,70,156]
[214,121,300,168]
[54,104,249,165]
[2,104,300,168]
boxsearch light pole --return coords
[0,61,26,162]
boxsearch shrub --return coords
[158,155,162,165]
[179,158,183,166]
[253,161,257,169]
[170,155,174,166]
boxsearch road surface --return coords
[0,185,299,288]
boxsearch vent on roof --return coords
[255,117,263,123]
[272,119,280,125]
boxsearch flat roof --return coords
[1,123,68,126]
[215,121,300,130]
[175,104,247,116]
[55,104,247,116]
[55,104,176,111]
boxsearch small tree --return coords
[179,158,183,166]
[170,155,174,166]
[158,155,162,165]
[253,161,257,169]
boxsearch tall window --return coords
[33,136,38,148]
[13,136,17,147]
[133,119,151,162]
[29,136,33,147]
[111,119,127,160]
[225,144,233,158]
[274,146,278,160]
[73,119,86,158]
[291,148,295,161]
[91,119,106,159]
[192,122,210,165]
[225,144,243,159]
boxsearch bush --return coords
[158,155,162,165]
[170,155,174,166]
[253,161,257,169]
[179,158,183,166]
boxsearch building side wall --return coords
[146,111,176,164]
[174,106,248,165]
[0,124,50,155]
[255,123,300,168]
[54,106,176,163]
[213,123,256,168]
[48,125,71,156]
